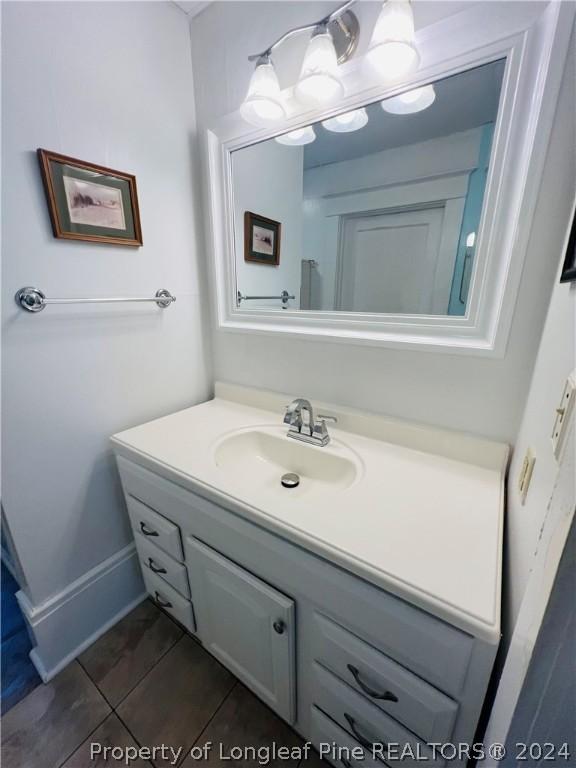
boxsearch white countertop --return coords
[111,382,508,643]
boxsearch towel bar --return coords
[15,287,176,313]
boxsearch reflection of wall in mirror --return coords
[300,259,321,311]
[233,141,303,309]
[302,125,493,315]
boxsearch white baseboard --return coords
[17,543,146,682]
[28,592,146,682]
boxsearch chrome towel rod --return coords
[15,286,176,313]
[237,289,295,308]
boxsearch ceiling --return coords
[172,1,211,18]
[303,59,506,169]
[173,1,478,28]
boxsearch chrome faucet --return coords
[283,398,337,447]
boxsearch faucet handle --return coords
[312,414,337,444]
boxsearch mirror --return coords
[231,60,505,316]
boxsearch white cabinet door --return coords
[185,537,296,723]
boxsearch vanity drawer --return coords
[312,663,443,768]
[310,705,386,768]
[312,613,458,742]
[323,592,474,698]
[135,533,190,598]
[142,568,196,634]
[127,495,183,562]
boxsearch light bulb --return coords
[295,27,345,107]
[366,0,420,81]
[275,126,316,146]
[322,108,369,133]
[240,56,286,127]
[466,232,476,248]
[381,84,435,114]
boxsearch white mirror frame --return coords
[204,2,574,357]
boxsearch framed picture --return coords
[37,149,143,246]
[560,207,576,283]
[244,211,281,265]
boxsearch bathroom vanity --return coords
[111,383,508,766]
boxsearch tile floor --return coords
[1,599,326,768]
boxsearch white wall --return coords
[483,31,575,748]
[190,1,575,442]
[501,31,575,633]
[303,126,482,200]
[233,140,303,308]
[505,258,575,629]
[483,247,575,760]
[1,1,211,677]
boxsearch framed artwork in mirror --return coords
[560,209,576,283]
[244,211,281,265]
[37,149,143,246]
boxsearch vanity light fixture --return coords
[366,0,420,81]
[381,84,436,114]
[240,54,287,128]
[275,126,317,146]
[322,107,368,132]
[240,0,422,126]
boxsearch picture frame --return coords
[244,211,281,265]
[560,207,576,283]
[37,149,143,246]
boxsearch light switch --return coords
[518,448,535,505]
[551,373,576,460]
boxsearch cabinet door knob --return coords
[347,664,398,702]
[140,521,159,537]
[273,620,286,634]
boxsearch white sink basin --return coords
[213,426,362,497]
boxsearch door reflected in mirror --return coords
[231,60,505,316]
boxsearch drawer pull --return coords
[347,664,398,702]
[273,620,286,634]
[140,522,159,537]
[148,558,167,575]
[154,591,172,609]
[344,713,384,751]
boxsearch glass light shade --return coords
[240,60,286,127]
[381,84,436,114]
[322,108,369,133]
[366,0,420,80]
[275,126,316,146]
[295,30,345,107]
